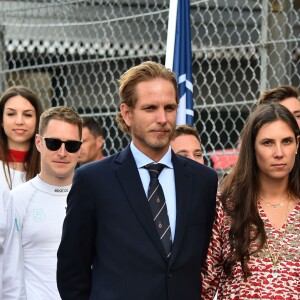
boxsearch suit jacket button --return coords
[168,272,174,278]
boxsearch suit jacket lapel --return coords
[169,153,192,266]
[115,146,168,260]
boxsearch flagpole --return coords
[165,0,178,70]
[165,0,194,125]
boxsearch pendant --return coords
[266,200,284,209]
[272,266,279,278]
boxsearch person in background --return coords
[170,124,204,164]
[201,103,300,299]
[0,86,43,189]
[258,85,300,127]
[11,106,82,300]
[57,61,218,300]
[0,183,26,299]
[77,117,104,164]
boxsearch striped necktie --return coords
[144,163,172,258]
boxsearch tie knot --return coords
[144,163,165,179]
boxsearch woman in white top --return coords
[0,86,42,189]
[0,183,26,299]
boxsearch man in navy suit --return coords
[57,61,218,300]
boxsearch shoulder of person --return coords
[10,179,34,195]
[175,153,217,176]
[76,150,124,175]
[9,179,36,224]
[0,182,11,209]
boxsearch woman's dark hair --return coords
[220,103,300,277]
[0,86,43,187]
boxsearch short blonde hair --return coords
[39,106,83,139]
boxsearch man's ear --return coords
[35,134,42,153]
[96,136,104,150]
[120,103,133,127]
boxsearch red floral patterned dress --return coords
[201,196,300,299]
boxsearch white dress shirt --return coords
[130,142,176,240]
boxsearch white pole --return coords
[259,0,269,94]
[165,0,179,70]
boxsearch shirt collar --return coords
[130,141,173,169]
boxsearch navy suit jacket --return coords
[57,146,218,300]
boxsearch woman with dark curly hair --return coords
[202,103,300,299]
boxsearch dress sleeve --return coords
[3,189,26,300]
[201,196,226,300]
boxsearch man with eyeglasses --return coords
[11,106,82,300]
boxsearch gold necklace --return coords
[264,199,291,278]
[258,194,284,209]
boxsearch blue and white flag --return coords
[166,0,193,125]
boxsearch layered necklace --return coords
[259,193,292,278]
[258,194,284,209]
[266,201,290,278]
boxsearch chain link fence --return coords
[0,0,299,176]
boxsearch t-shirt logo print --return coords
[33,208,46,222]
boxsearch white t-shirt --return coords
[11,175,71,300]
[0,160,26,190]
[0,183,26,299]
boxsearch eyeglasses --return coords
[40,136,82,153]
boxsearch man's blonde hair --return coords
[115,61,178,133]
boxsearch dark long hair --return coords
[0,86,43,188]
[220,103,300,277]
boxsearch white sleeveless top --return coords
[0,160,26,190]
